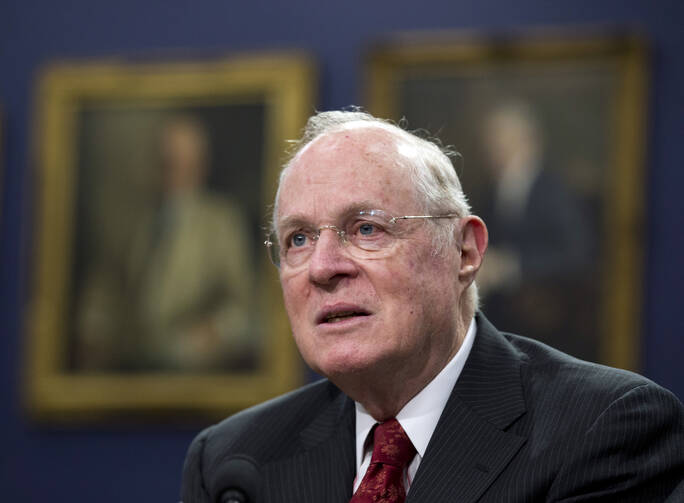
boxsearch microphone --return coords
[209,455,261,503]
[221,489,248,503]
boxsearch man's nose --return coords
[307,229,358,285]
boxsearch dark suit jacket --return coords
[181,315,684,502]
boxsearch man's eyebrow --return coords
[338,201,382,218]
[277,215,312,231]
[276,201,385,230]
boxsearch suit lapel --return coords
[407,314,527,502]
[263,386,356,503]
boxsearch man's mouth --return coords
[317,306,371,325]
[324,311,369,323]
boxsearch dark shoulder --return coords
[192,379,342,465]
[503,332,680,423]
[182,379,346,501]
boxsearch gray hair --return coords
[273,109,479,314]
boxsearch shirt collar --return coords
[354,317,477,467]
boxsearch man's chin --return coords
[312,353,384,382]
[297,334,391,381]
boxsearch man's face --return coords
[275,127,466,383]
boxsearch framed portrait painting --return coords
[366,32,648,370]
[27,53,315,420]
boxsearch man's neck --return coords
[337,315,473,421]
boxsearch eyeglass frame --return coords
[264,210,462,269]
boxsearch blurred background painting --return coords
[368,35,646,368]
[1,1,683,501]
[25,56,312,420]
[74,109,259,372]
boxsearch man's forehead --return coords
[299,122,409,161]
[284,126,410,185]
[277,125,419,219]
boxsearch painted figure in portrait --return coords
[73,111,259,372]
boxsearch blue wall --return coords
[1,1,683,500]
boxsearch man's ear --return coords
[458,216,488,285]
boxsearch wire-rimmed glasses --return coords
[264,209,461,268]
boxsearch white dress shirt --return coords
[353,317,477,492]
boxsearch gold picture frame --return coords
[367,32,648,371]
[26,52,315,421]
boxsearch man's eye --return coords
[291,233,308,247]
[358,222,376,236]
[354,220,387,238]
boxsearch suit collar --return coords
[454,313,527,430]
[407,313,527,502]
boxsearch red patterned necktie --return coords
[350,418,417,503]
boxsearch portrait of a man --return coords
[72,106,264,373]
[366,37,648,368]
[181,110,683,503]
[27,55,312,418]
[474,99,595,358]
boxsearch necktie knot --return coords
[370,419,416,468]
[350,418,416,503]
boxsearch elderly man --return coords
[181,110,683,503]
